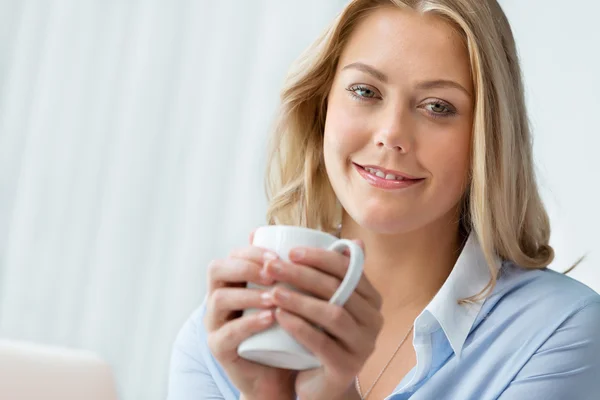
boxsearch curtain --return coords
[0,1,344,399]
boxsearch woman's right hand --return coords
[203,231,297,400]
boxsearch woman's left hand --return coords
[262,241,384,400]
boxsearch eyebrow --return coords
[416,79,472,97]
[341,61,472,97]
[342,62,389,83]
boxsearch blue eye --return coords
[423,100,456,118]
[346,85,380,101]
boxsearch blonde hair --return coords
[265,0,556,302]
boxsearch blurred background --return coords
[0,1,598,399]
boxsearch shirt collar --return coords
[417,232,499,357]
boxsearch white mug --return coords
[237,225,364,370]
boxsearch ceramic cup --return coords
[237,225,364,370]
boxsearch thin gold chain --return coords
[355,325,414,399]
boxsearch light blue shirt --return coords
[167,234,600,399]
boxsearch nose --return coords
[373,106,413,153]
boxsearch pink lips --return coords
[354,163,425,190]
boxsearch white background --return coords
[501,0,600,291]
[0,1,597,399]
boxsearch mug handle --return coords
[326,239,364,306]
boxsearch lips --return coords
[353,163,423,180]
[353,163,425,190]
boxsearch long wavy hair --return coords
[265,0,558,303]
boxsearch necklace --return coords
[355,324,414,400]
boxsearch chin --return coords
[348,206,421,235]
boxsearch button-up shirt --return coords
[167,234,600,399]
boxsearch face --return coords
[323,6,474,235]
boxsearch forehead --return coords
[338,6,471,87]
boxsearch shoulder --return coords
[476,265,600,399]
[171,300,208,361]
[473,261,600,344]
[168,299,241,400]
[467,262,600,366]
[490,261,600,316]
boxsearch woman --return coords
[168,0,600,399]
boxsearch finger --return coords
[270,287,360,352]
[342,239,365,256]
[353,239,365,250]
[275,308,353,372]
[340,290,384,328]
[248,229,256,244]
[204,287,274,331]
[207,310,275,363]
[263,258,339,301]
[287,247,380,305]
[288,247,348,280]
[207,257,273,293]
[263,259,380,326]
[229,245,276,265]
[356,272,383,310]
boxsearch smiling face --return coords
[323,6,474,235]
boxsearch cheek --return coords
[421,128,471,197]
[323,96,371,165]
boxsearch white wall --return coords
[0,2,344,399]
[501,0,600,292]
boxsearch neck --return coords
[340,209,466,317]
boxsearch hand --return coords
[203,231,297,400]
[263,241,384,400]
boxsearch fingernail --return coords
[260,269,274,285]
[267,260,283,275]
[273,288,290,301]
[258,310,273,324]
[260,291,273,305]
[275,307,287,318]
[263,251,278,262]
[289,248,305,260]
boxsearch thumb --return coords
[352,239,365,251]
[343,239,365,256]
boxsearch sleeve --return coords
[497,299,600,400]
[167,300,239,400]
